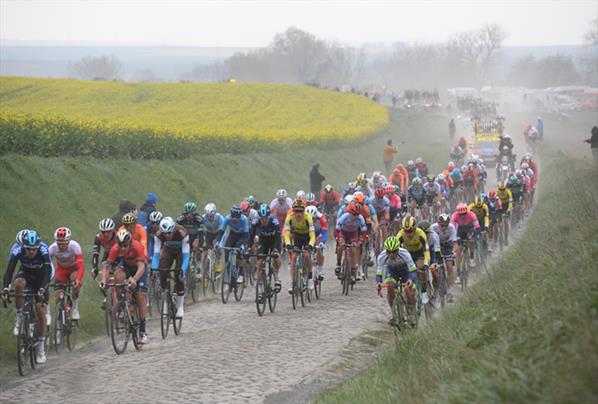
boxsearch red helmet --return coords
[384,185,395,194]
[488,190,497,198]
[347,203,360,215]
[448,161,455,170]
[240,201,250,212]
[374,188,385,198]
[456,203,468,214]
[54,227,71,243]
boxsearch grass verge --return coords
[317,151,598,403]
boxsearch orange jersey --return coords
[119,224,147,257]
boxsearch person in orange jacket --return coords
[383,139,399,176]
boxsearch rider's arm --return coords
[307,215,316,247]
[419,230,430,266]
[151,236,162,270]
[3,247,20,289]
[92,234,101,272]
[283,214,292,246]
[40,247,53,290]
[400,248,417,273]
[138,225,148,257]
[483,205,490,228]
[181,235,190,273]
[375,251,387,283]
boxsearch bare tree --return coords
[68,55,123,80]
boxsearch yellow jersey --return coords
[496,189,513,211]
[284,212,316,246]
[468,203,490,228]
[396,227,430,265]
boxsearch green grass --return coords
[316,151,598,403]
[0,109,452,366]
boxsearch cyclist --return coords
[342,182,357,198]
[270,189,293,227]
[320,184,340,217]
[507,174,526,221]
[468,195,490,253]
[451,203,480,268]
[376,236,417,324]
[245,195,260,211]
[151,217,190,319]
[431,214,457,302]
[305,192,319,208]
[485,190,503,246]
[354,192,377,275]
[407,178,426,218]
[145,211,163,260]
[417,220,441,299]
[415,157,429,177]
[371,171,387,189]
[423,175,442,220]
[176,202,204,269]
[48,227,84,321]
[406,160,418,180]
[284,199,316,293]
[450,144,465,164]
[306,205,328,280]
[462,164,479,202]
[253,204,282,297]
[2,230,52,364]
[92,218,117,280]
[119,212,148,258]
[495,182,513,245]
[386,184,402,226]
[449,166,464,204]
[217,205,249,284]
[393,163,409,192]
[101,229,149,344]
[202,203,224,274]
[396,216,431,304]
[335,203,367,283]
[241,200,259,266]
[370,188,390,252]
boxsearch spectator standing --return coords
[383,139,399,176]
[310,163,325,195]
[449,118,456,139]
[111,199,136,229]
[584,126,598,166]
[137,192,159,226]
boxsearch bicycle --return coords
[202,246,222,295]
[251,252,279,316]
[159,269,183,339]
[361,235,372,280]
[289,246,309,309]
[340,243,354,296]
[107,281,142,354]
[457,236,472,290]
[311,246,323,300]
[50,282,78,353]
[186,250,201,303]
[220,246,245,304]
[380,278,418,335]
[3,292,42,376]
[147,270,162,318]
[436,256,450,309]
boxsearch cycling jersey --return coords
[336,212,366,234]
[426,230,441,264]
[496,188,513,210]
[269,197,293,223]
[118,224,148,258]
[3,244,52,290]
[253,216,281,239]
[92,232,117,269]
[244,209,259,226]
[370,196,390,217]
[202,213,224,234]
[451,211,480,231]
[407,185,425,202]
[463,168,479,188]
[311,212,329,242]
[49,240,85,284]
[423,182,441,196]
[284,212,316,246]
[151,224,190,273]
[176,213,204,248]
[376,248,417,284]
[468,203,490,228]
[218,214,250,250]
[396,228,430,265]
[107,240,146,268]
[145,223,158,260]
[430,223,457,245]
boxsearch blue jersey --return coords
[3,243,52,289]
[145,223,158,260]
[370,196,390,215]
[336,212,366,233]
[203,213,224,234]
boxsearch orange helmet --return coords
[240,201,250,211]
[347,203,360,216]
[353,193,366,204]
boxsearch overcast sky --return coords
[1,0,596,47]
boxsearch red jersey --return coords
[107,239,146,267]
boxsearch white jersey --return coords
[269,197,292,217]
[245,208,259,225]
[430,223,457,245]
[423,181,441,196]
[49,240,82,268]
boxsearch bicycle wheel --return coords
[314,276,321,300]
[459,250,469,290]
[297,258,305,308]
[439,267,447,309]
[391,294,403,335]
[209,253,218,294]
[65,296,77,351]
[291,279,298,310]
[234,269,245,302]
[255,270,266,316]
[342,254,351,296]
[110,300,129,355]
[221,260,231,304]
[267,269,277,313]
[16,319,29,376]
[160,291,170,339]
[189,269,199,303]
[130,302,142,350]
[172,295,182,335]
[54,303,65,353]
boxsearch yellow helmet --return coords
[474,196,484,207]
[402,216,416,232]
[498,182,506,191]
[122,212,137,225]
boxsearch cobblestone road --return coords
[0,257,391,404]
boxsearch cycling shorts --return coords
[16,269,49,304]
[384,265,417,284]
[258,236,281,256]
[204,232,218,248]
[54,264,80,285]
[291,233,311,249]
[338,230,359,245]
[440,243,455,260]
[407,249,425,263]
[116,261,148,292]
[457,225,474,244]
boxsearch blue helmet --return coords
[258,203,270,218]
[230,204,243,218]
[23,230,41,248]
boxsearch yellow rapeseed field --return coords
[0,77,388,158]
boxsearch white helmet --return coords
[372,171,381,178]
[344,195,354,205]
[521,162,529,169]
[306,205,319,217]
[305,192,316,203]
[15,229,29,245]
[324,184,333,192]
[159,217,176,233]
[149,210,163,223]
[415,157,423,164]
[296,190,306,199]
[276,189,287,199]
[204,203,217,215]
[99,218,115,232]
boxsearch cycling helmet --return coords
[276,189,288,199]
[305,192,316,203]
[230,205,243,218]
[415,157,423,164]
[292,199,306,211]
[412,177,422,186]
[474,196,484,207]
[23,230,41,248]
[344,195,354,205]
[418,220,430,232]
[54,227,71,243]
[402,216,416,231]
[15,229,29,245]
[437,174,445,181]
[240,201,250,212]
[372,171,381,178]
[456,203,468,214]
[374,188,385,198]
[515,169,523,177]
[116,229,132,246]
[184,202,197,214]
[407,160,414,166]
[347,203,360,216]
[353,192,365,204]
[385,185,395,194]
[159,217,176,233]
[122,212,137,225]
[394,184,400,193]
[498,182,506,190]
[384,236,400,252]
[149,210,163,223]
[448,161,455,170]
[258,203,270,218]
[521,162,529,170]
[245,195,255,204]
[488,190,497,198]
[347,181,356,190]
[99,218,115,232]
[438,213,450,224]
[204,203,217,215]
[296,190,306,199]
[324,184,333,192]
[426,175,435,182]
[306,205,319,217]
